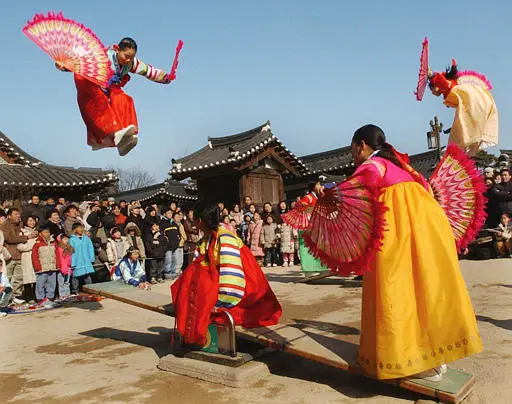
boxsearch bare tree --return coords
[113,165,157,192]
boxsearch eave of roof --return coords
[0,130,117,187]
[169,122,309,177]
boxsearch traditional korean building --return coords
[0,130,118,203]
[169,121,309,207]
[169,121,442,206]
[112,179,197,208]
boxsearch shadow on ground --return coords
[80,326,174,358]
[476,315,512,331]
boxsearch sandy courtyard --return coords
[1,259,511,404]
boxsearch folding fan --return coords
[456,70,492,91]
[282,193,318,230]
[23,11,113,87]
[414,37,429,101]
[429,144,487,251]
[302,177,387,276]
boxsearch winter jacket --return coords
[144,230,168,259]
[1,219,29,260]
[17,226,37,284]
[69,234,95,277]
[240,222,250,246]
[56,235,73,276]
[106,238,129,265]
[0,231,11,276]
[112,257,147,286]
[125,214,145,233]
[493,181,512,215]
[31,235,60,273]
[123,222,146,259]
[248,220,264,257]
[142,211,160,235]
[47,220,64,238]
[178,222,187,248]
[280,223,297,253]
[260,223,279,248]
[163,221,181,252]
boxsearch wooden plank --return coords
[84,281,474,403]
[297,272,333,283]
[237,325,475,403]
[82,282,174,316]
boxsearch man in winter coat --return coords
[63,205,81,237]
[1,208,37,304]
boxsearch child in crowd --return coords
[248,212,264,265]
[69,223,95,294]
[261,215,279,267]
[56,234,73,297]
[240,213,252,246]
[495,213,512,257]
[144,222,167,284]
[31,225,60,307]
[106,227,128,266]
[112,247,151,289]
[280,222,297,267]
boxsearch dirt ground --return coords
[1,259,511,404]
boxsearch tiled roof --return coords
[0,130,117,189]
[409,149,441,178]
[169,121,309,178]
[0,130,42,166]
[301,146,354,174]
[114,180,197,203]
[301,146,440,178]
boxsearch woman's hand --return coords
[313,182,325,197]
[55,61,69,72]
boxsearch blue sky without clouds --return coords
[0,0,510,180]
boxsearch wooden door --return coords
[240,167,283,208]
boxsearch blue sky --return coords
[0,1,510,180]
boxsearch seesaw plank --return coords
[83,281,474,403]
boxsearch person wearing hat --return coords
[125,202,145,232]
[484,167,495,180]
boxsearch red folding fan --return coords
[302,177,387,276]
[281,193,318,230]
[414,37,429,101]
[23,11,113,87]
[429,144,488,251]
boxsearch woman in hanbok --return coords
[57,37,179,156]
[171,202,282,346]
[313,124,483,381]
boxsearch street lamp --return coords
[427,116,443,161]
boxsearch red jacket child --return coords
[32,233,61,273]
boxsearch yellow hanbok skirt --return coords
[358,181,482,379]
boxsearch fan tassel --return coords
[169,39,184,81]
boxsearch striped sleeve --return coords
[130,57,172,84]
[215,232,245,308]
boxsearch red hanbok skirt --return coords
[74,74,138,149]
[171,242,282,346]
